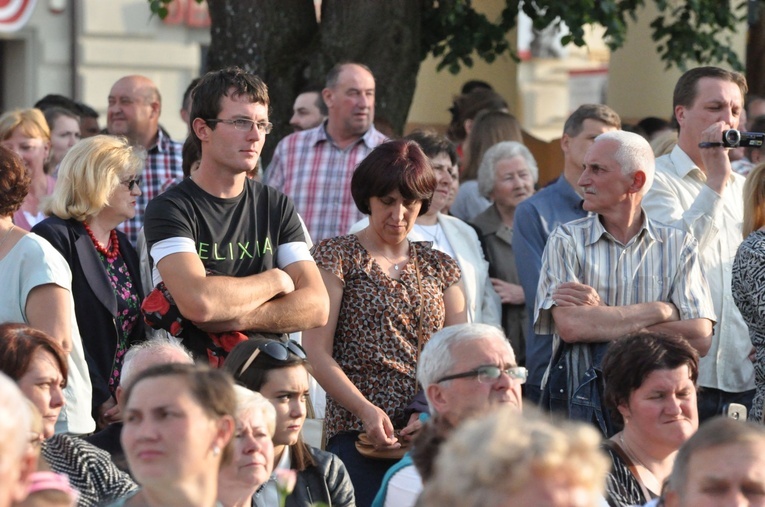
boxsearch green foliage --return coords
[149,0,751,73]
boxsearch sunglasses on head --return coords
[238,339,307,377]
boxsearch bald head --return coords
[107,75,162,148]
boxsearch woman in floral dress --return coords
[33,135,146,427]
[303,139,467,506]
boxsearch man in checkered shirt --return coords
[265,62,387,242]
[107,75,183,246]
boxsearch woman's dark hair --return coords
[0,323,68,383]
[351,139,437,216]
[405,130,458,166]
[602,332,699,427]
[223,338,316,471]
[0,146,31,217]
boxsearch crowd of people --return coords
[2,60,765,507]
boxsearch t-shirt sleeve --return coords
[19,236,73,316]
[311,238,348,283]
[144,192,195,251]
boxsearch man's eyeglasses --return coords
[238,339,307,376]
[206,118,274,134]
[120,177,141,191]
[436,365,527,385]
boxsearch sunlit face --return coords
[49,116,81,167]
[495,470,602,507]
[561,119,616,184]
[101,174,142,225]
[324,64,375,138]
[107,78,156,142]
[17,350,65,439]
[259,366,309,447]
[490,156,535,214]
[196,93,268,176]
[432,337,522,426]
[676,77,743,151]
[290,92,324,132]
[121,376,228,488]
[218,409,274,493]
[666,441,765,507]
[1,129,50,178]
[427,152,457,215]
[617,365,697,453]
[368,189,422,246]
[578,139,635,217]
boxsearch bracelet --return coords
[699,142,724,148]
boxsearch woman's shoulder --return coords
[312,235,363,261]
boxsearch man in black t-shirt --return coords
[144,67,329,354]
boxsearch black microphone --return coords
[722,129,765,148]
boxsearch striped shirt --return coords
[117,128,183,246]
[264,122,387,242]
[534,212,716,390]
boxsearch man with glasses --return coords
[265,62,388,242]
[143,67,330,361]
[107,74,183,245]
[534,130,715,436]
[372,323,523,507]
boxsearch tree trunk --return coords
[204,0,422,164]
[746,2,765,96]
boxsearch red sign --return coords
[162,0,210,28]
[0,0,38,32]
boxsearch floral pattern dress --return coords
[311,235,461,440]
[100,253,140,394]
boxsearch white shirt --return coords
[642,145,754,392]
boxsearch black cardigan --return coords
[32,216,145,411]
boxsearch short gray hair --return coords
[418,324,512,411]
[233,385,277,437]
[593,130,655,196]
[120,338,194,389]
[477,141,538,199]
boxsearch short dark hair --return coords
[563,104,621,137]
[298,85,328,116]
[181,135,201,178]
[189,67,270,151]
[75,102,99,119]
[182,77,202,112]
[351,139,437,216]
[0,146,31,217]
[33,94,79,114]
[602,332,698,427]
[0,323,68,384]
[447,88,508,143]
[673,66,747,110]
[460,80,493,95]
[325,62,374,90]
[405,130,458,166]
[43,107,80,131]
[637,116,671,138]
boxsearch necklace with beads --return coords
[83,222,120,260]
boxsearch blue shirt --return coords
[512,176,587,387]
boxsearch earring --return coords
[212,446,221,457]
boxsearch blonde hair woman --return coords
[32,135,146,428]
[0,108,53,230]
[419,407,609,507]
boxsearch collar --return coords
[315,120,381,150]
[583,209,658,247]
[550,176,586,211]
[667,144,738,186]
[148,127,173,153]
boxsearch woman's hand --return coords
[398,412,423,443]
[359,403,400,449]
[490,278,525,305]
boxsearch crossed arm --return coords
[156,252,329,333]
[552,282,713,356]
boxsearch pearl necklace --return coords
[83,222,120,260]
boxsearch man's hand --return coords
[699,121,733,194]
[97,397,119,429]
[553,282,603,307]
[490,278,525,305]
[398,412,424,444]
